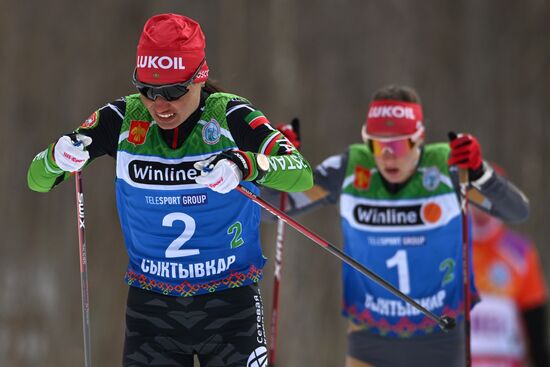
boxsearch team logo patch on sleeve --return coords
[354,166,371,190]
[80,111,98,129]
[202,119,221,145]
[128,120,150,145]
[249,115,268,129]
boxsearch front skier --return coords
[28,13,312,366]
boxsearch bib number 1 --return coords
[386,250,411,294]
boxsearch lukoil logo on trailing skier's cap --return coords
[136,13,209,85]
[364,100,424,137]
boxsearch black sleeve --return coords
[260,151,347,221]
[450,162,530,223]
[75,98,126,159]
[225,99,287,155]
[522,305,550,367]
[281,151,347,214]
[308,151,348,206]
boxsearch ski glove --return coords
[194,150,251,194]
[53,134,93,172]
[448,132,484,180]
[276,118,301,150]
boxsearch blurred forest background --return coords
[1,0,549,366]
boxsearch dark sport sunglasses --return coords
[132,58,206,102]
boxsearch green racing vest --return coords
[340,143,476,337]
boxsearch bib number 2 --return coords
[227,221,244,249]
[163,212,200,258]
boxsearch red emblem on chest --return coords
[128,120,150,145]
[354,166,371,190]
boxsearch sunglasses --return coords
[132,58,206,102]
[365,128,424,157]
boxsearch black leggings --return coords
[348,324,465,367]
[123,284,267,367]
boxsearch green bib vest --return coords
[340,143,475,337]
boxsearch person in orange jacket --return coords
[471,177,548,367]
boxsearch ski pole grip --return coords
[448,131,469,184]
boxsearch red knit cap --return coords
[136,14,209,85]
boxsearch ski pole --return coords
[75,171,92,367]
[268,191,287,367]
[449,132,472,367]
[458,166,472,367]
[268,118,300,367]
[236,185,456,331]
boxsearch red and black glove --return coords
[276,118,301,150]
[448,132,484,180]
